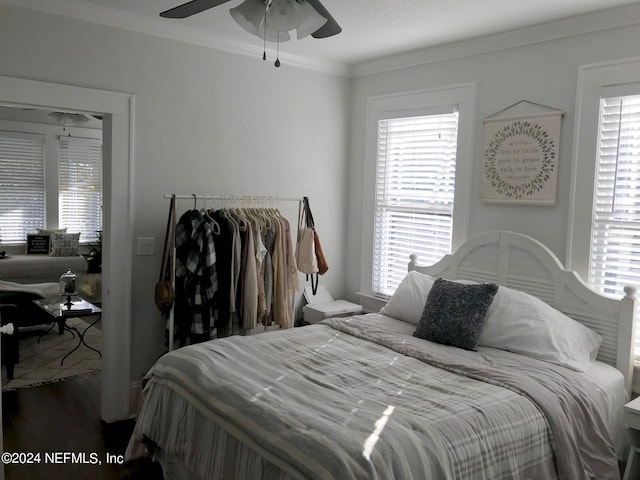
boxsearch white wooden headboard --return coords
[409,230,638,392]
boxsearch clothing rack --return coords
[163,194,303,205]
[163,194,304,351]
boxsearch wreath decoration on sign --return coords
[484,120,556,199]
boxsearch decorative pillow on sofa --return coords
[50,232,80,257]
[380,271,436,325]
[413,278,498,351]
[478,285,603,372]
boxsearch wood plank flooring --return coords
[2,373,136,480]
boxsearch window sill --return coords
[356,291,388,313]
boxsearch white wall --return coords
[5,0,640,413]
[0,5,350,386]
[346,5,640,304]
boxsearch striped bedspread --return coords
[127,314,619,480]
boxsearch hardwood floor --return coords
[2,373,136,480]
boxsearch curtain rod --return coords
[163,194,303,202]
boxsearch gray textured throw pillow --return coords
[413,278,498,351]
[50,232,80,257]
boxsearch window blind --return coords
[58,137,103,243]
[373,111,459,296]
[590,94,640,356]
[0,131,45,243]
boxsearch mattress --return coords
[126,313,622,480]
[582,359,628,458]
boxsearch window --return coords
[0,119,102,246]
[373,111,459,296]
[589,93,640,355]
[569,58,640,361]
[362,84,475,300]
[59,137,103,243]
[0,132,45,243]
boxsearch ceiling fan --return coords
[160,0,342,40]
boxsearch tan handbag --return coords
[296,200,319,274]
[155,195,176,313]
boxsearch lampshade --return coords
[229,0,263,37]
[265,0,304,32]
[59,269,77,296]
[295,1,327,39]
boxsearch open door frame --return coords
[0,76,134,422]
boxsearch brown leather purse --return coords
[155,195,176,313]
[303,197,329,275]
[313,229,329,275]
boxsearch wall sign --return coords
[481,111,562,205]
[26,234,51,254]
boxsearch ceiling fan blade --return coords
[160,0,232,19]
[306,0,342,38]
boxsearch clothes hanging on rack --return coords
[174,208,218,344]
[170,201,299,346]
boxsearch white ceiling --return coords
[4,0,640,69]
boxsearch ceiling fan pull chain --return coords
[263,0,268,61]
[275,36,281,67]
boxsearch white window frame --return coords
[361,83,476,299]
[568,57,640,384]
[568,57,640,275]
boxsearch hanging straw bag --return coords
[155,195,176,313]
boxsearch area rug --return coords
[2,316,102,391]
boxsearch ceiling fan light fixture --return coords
[295,1,327,39]
[48,111,90,125]
[161,0,342,41]
[163,0,340,67]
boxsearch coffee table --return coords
[33,296,102,365]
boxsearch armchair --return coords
[0,282,60,381]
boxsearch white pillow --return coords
[478,285,603,372]
[380,271,435,325]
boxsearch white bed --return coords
[126,231,636,480]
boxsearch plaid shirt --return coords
[175,209,218,339]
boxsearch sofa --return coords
[0,254,88,284]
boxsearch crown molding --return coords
[351,3,640,78]
[0,0,351,77]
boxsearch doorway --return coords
[0,75,133,422]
